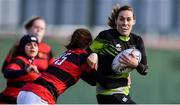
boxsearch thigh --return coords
[17,91,48,104]
[0,93,16,104]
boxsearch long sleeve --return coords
[81,70,96,86]
[4,68,27,79]
[3,58,28,79]
[136,37,148,75]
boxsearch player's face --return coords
[28,19,46,43]
[116,10,135,36]
[25,42,38,58]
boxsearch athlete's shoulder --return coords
[39,42,51,49]
[10,56,27,68]
[39,42,52,52]
[98,29,116,35]
[68,49,88,66]
[67,49,88,55]
[97,29,117,40]
[130,33,143,42]
[15,56,28,62]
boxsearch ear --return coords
[133,19,136,25]
[115,19,117,25]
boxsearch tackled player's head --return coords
[66,28,93,50]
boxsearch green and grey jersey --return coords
[89,29,148,95]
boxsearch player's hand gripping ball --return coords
[112,48,142,74]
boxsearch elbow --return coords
[90,83,96,86]
[3,73,10,78]
[137,68,148,75]
[85,80,96,86]
[139,70,148,75]
[136,64,148,75]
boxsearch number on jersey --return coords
[54,53,71,65]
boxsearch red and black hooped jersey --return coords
[33,43,54,71]
[2,42,54,72]
[21,48,92,104]
[0,56,40,104]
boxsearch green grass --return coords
[0,37,180,104]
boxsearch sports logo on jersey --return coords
[122,96,128,102]
[115,44,122,51]
[54,53,71,65]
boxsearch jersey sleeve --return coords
[89,32,105,53]
[136,37,148,75]
[3,58,28,79]
[79,53,91,72]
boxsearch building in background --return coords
[0,0,180,37]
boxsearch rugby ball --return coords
[112,48,142,74]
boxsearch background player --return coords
[2,16,54,73]
[0,35,40,104]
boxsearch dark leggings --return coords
[97,94,136,104]
[0,93,16,104]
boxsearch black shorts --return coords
[0,93,16,104]
[97,93,136,104]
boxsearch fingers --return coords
[32,66,39,73]
[26,65,39,73]
[87,53,98,70]
[120,53,139,68]
[119,54,129,64]
[129,50,136,58]
[119,53,135,67]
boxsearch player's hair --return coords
[13,35,39,57]
[66,28,92,49]
[108,4,120,29]
[24,16,45,30]
[108,5,135,29]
